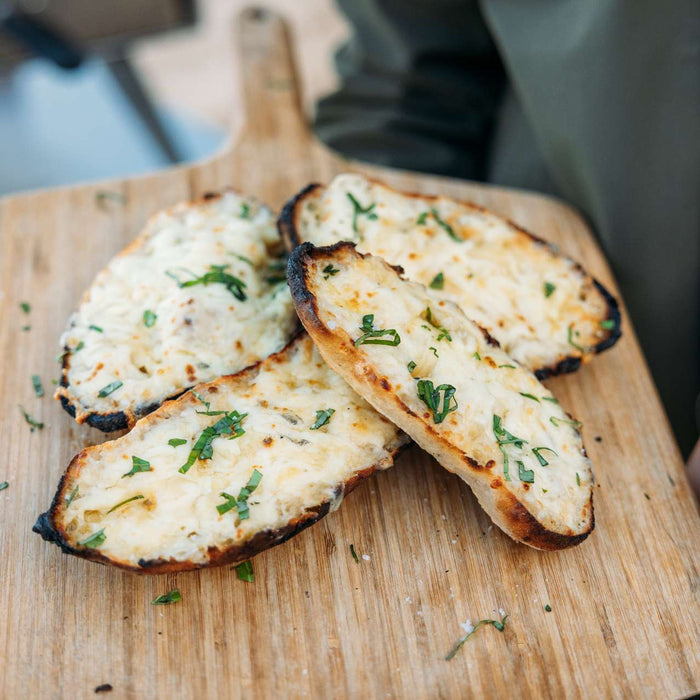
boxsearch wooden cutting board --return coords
[1,9,698,699]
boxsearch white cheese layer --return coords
[296,174,612,372]
[57,192,297,424]
[303,248,593,536]
[55,335,405,568]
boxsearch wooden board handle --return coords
[235,7,311,147]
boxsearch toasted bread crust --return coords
[278,177,621,379]
[288,242,593,550]
[36,333,408,573]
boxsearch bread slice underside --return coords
[57,190,299,432]
[279,173,620,378]
[35,333,408,573]
[288,242,594,550]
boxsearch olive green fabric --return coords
[315,0,700,455]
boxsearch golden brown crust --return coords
[287,242,593,551]
[278,178,621,379]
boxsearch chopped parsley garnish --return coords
[97,380,123,398]
[576,473,581,486]
[347,193,378,234]
[323,264,340,280]
[429,272,445,290]
[96,190,126,208]
[311,408,335,430]
[350,544,359,563]
[122,456,152,478]
[235,561,254,582]
[549,416,582,429]
[65,485,79,506]
[545,604,552,612]
[20,301,31,314]
[544,282,556,298]
[143,309,157,327]
[0,481,8,491]
[354,314,401,346]
[407,360,417,374]
[233,253,254,266]
[567,325,585,352]
[517,461,535,483]
[542,396,559,404]
[417,380,457,424]
[152,589,181,605]
[22,325,30,332]
[600,319,616,330]
[74,341,84,352]
[19,405,43,431]
[106,494,144,514]
[240,202,251,219]
[79,529,106,549]
[492,415,527,482]
[519,392,539,402]
[179,411,247,474]
[429,346,439,358]
[498,364,516,369]
[168,438,187,447]
[416,212,429,225]
[473,351,481,361]
[445,614,508,661]
[437,328,452,342]
[532,447,558,466]
[175,264,247,301]
[431,208,461,242]
[216,469,262,518]
[89,324,104,332]
[264,259,287,285]
[32,374,44,397]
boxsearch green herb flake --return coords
[492,415,527,482]
[143,309,157,327]
[19,405,43,431]
[240,202,251,219]
[22,325,31,332]
[429,346,439,358]
[74,341,84,352]
[599,319,616,330]
[417,380,457,424]
[174,264,247,301]
[407,360,417,374]
[107,494,144,514]
[89,324,104,332]
[541,396,559,404]
[445,614,508,661]
[498,364,516,369]
[517,461,535,483]
[217,469,262,518]
[567,325,585,352]
[437,328,452,342]
[519,392,539,402]
[311,408,335,430]
[20,301,31,314]
[532,447,558,466]
[0,481,8,492]
[429,272,445,290]
[235,561,254,582]
[97,380,123,398]
[431,208,461,242]
[644,492,651,500]
[549,416,582,430]
[416,212,429,225]
[545,604,552,612]
[96,190,126,208]
[354,314,401,347]
[233,253,254,266]
[544,282,556,298]
[473,351,481,361]
[350,544,359,563]
[152,589,181,605]
[576,473,581,486]
[179,411,247,474]
[122,456,152,478]
[65,485,79,506]
[79,528,106,549]
[168,438,187,448]
[323,264,340,280]
[32,374,44,397]
[347,193,378,234]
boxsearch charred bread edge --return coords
[287,241,593,551]
[278,179,622,379]
[37,331,410,573]
[56,189,295,433]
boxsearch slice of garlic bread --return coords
[288,242,594,550]
[279,174,620,378]
[57,191,298,432]
[35,334,408,573]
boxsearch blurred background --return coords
[0,0,697,462]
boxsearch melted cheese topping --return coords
[304,248,593,536]
[57,192,297,424]
[56,335,405,568]
[296,174,612,372]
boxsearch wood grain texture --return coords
[0,8,698,700]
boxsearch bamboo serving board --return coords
[1,9,698,699]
